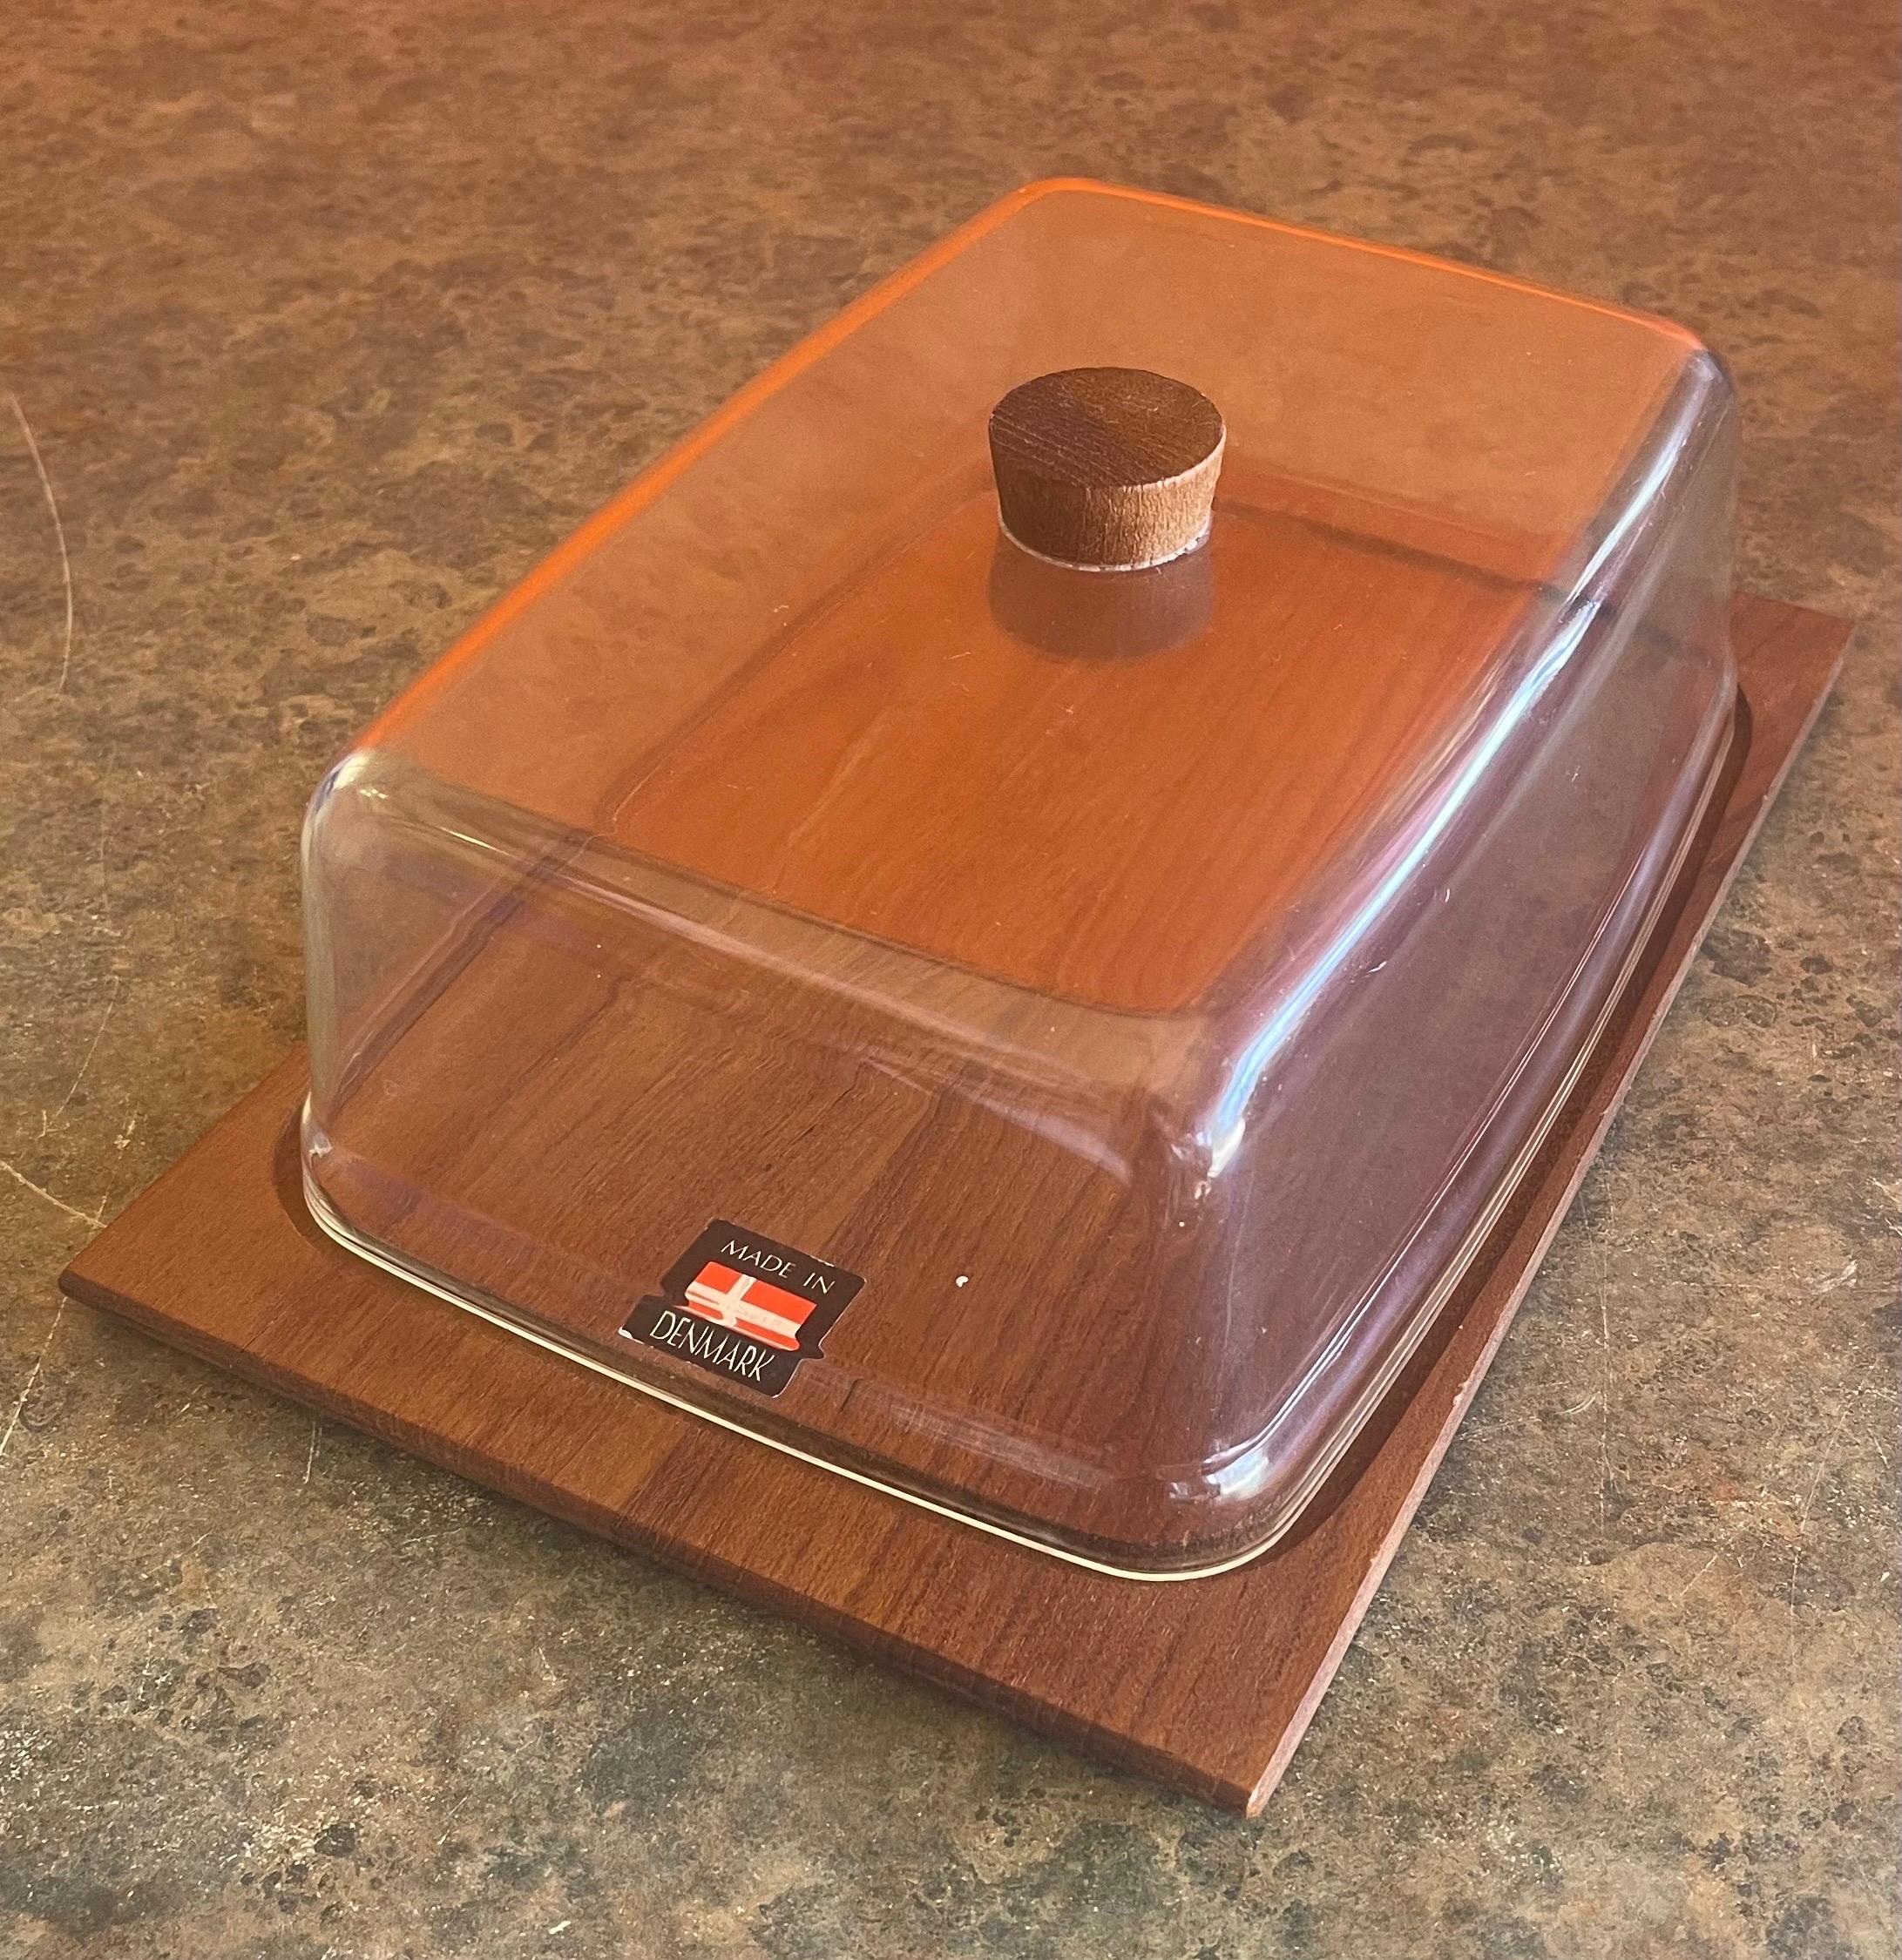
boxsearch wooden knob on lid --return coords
[988,367,1225,571]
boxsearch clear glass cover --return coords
[301,181,1736,1576]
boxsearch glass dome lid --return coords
[301,180,1737,1577]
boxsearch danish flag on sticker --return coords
[619,1220,864,1396]
[682,1262,811,1350]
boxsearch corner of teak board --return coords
[58,595,1851,1813]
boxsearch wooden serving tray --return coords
[60,594,1846,1812]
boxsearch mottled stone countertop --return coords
[1,3,1895,1955]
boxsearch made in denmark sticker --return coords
[619,1220,863,1396]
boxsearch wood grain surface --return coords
[60,594,1847,1812]
[609,470,1536,1011]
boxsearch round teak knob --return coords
[988,367,1226,571]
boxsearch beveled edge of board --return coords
[59,594,1851,1814]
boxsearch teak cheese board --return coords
[61,592,1845,1813]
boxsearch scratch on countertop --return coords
[0,1301,65,1464]
[1673,1549,1734,1602]
[0,1153,104,1230]
[8,390,75,694]
[42,971,122,1134]
[1787,1373,1868,1666]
